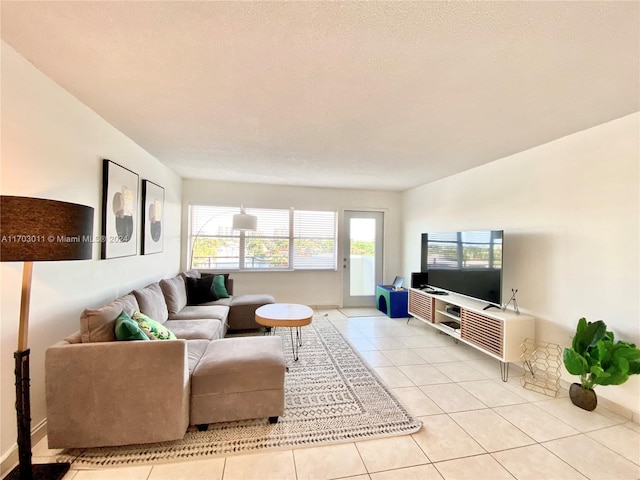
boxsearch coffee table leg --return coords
[289,328,300,361]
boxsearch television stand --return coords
[408,288,534,381]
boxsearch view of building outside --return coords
[190,207,336,270]
[349,218,376,296]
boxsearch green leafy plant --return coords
[563,318,640,390]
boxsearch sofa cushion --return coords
[213,274,230,298]
[164,319,225,341]
[80,293,140,343]
[160,276,188,314]
[200,297,233,308]
[229,294,275,307]
[227,294,276,331]
[115,311,149,341]
[185,276,219,305]
[132,282,169,323]
[191,336,285,396]
[168,305,229,322]
[181,269,201,279]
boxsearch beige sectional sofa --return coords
[45,271,283,449]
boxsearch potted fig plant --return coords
[563,317,640,410]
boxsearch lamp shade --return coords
[1,196,94,262]
[232,212,258,231]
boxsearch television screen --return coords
[421,230,503,306]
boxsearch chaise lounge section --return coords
[168,270,276,331]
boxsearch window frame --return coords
[188,205,337,272]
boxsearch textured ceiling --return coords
[2,1,638,191]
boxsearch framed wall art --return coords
[141,180,164,255]
[101,159,139,259]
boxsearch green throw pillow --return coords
[213,274,230,298]
[132,311,177,340]
[114,311,149,341]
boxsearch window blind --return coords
[189,205,337,271]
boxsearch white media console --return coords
[408,287,535,381]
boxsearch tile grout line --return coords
[344,314,584,479]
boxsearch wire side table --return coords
[520,338,562,397]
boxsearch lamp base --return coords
[5,462,70,480]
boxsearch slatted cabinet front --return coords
[408,289,434,323]
[460,309,504,357]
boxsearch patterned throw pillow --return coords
[132,311,177,340]
[114,311,149,341]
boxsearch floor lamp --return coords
[0,196,94,480]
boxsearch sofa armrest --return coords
[45,339,190,448]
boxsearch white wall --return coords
[0,43,182,464]
[402,113,640,415]
[182,179,402,307]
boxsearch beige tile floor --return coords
[24,310,640,480]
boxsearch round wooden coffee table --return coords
[255,303,313,361]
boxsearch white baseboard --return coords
[0,420,47,477]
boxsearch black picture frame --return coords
[101,159,139,259]
[141,180,164,255]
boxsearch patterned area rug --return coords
[60,315,421,467]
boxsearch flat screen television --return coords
[421,230,503,306]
